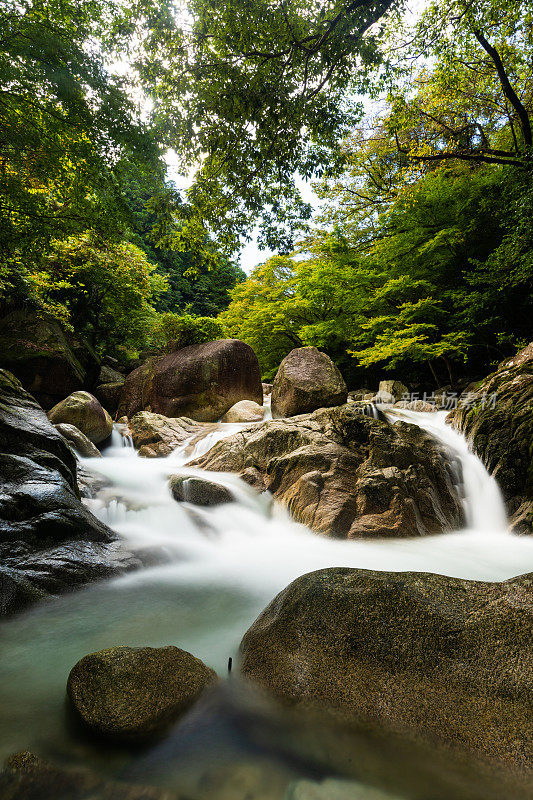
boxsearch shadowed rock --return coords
[448,342,533,533]
[48,391,113,444]
[53,423,101,458]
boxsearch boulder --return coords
[118,339,263,423]
[378,380,408,402]
[191,404,463,538]
[0,370,133,615]
[169,475,234,506]
[53,423,101,458]
[240,568,533,774]
[67,645,217,741]
[262,382,273,396]
[271,347,347,418]
[221,400,264,423]
[0,752,170,800]
[94,381,124,415]
[448,342,533,533]
[48,391,113,444]
[0,310,99,408]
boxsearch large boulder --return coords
[118,339,263,423]
[240,568,533,774]
[448,342,533,533]
[48,391,113,444]
[0,370,134,615]
[191,404,463,538]
[221,400,264,423]
[0,310,99,408]
[271,347,347,418]
[67,645,217,741]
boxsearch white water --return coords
[1,405,532,788]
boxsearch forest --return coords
[2,0,531,388]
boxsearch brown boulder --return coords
[118,339,262,423]
[221,400,264,423]
[48,391,112,444]
[67,645,217,741]
[240,568,533,774]
[272,347,347,418]
[129,411,220,458]
[191,404,463,538]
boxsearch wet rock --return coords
[48,391,112,444]
[129,412,217,457]
[240,568,533,774]
[53,423,101,458]
[0,310,99,409]
[169,475,234,506]
[0,751,173,800]
[67,646,217,741]
[94,381,124,416]
[192,404,463,538]
[0,370,132,615]
[271,347,347,418]
[221,400,264,423]
[118,339,263,422]
[448,342,533,533]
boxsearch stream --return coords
[1,407,532,797]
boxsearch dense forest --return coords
[1,0,532,386]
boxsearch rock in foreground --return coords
[67,646,217,741]
[192,404,463,538]
[240,568,533,774]
[0,370,132,615]
[48,391,113,444]
[448,342,533,533]
[271,347,347,418]
[118,339,263,422]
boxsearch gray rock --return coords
[54,423,101,457]
[67,645,217,741]
[272,347,347,418]
[98,364,124,384]
[378,380,409,402]
[169,475,234,506]
[48,391,113,444]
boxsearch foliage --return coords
[30,233,167,356]
[140,0,398,252]
[151,312,225,351]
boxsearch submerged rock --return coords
[48,391,113,444]
[192,404,463,538]
[0,370,134,615]
[271,347,347,418]
[67,645,217,741]
[0,310,99,409]
[240,568,533,775]
[448,342,533,533]
[53,423,101,458]
[169,475,234,506]
[118,339,263,422]
[0,752,172,799]
[221,400,264,423]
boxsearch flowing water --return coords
[1,407,532,797]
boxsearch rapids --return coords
[0,406,532,796]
